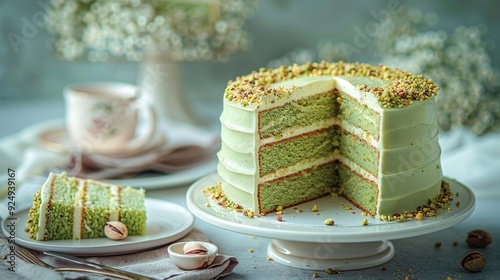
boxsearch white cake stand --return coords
[186,173,475,270]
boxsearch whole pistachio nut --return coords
[183,242,209,255]
[104,221,128,240]
[466,229,493,248]
[460,251,486,272]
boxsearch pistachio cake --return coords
[26,172,146,241]
[217,61,443,217]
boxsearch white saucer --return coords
[37,122,166,156]
[2,198,194,256]
[186,174,475,270]
[31,119,217,189]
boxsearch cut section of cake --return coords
[26,172,146,241]
[217,61,443,217]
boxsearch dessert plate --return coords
[187,173,475,270]
[2,198,194,256]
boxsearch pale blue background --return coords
[1,0,499,102]
[1,0,499,135]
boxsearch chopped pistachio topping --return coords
[224,61,439,108]
[380,180,452,222]
[202,182,254,218]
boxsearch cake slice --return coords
[26,172,146,241]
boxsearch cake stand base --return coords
[267,239,394,270]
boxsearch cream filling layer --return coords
[109,185,121,221]
[37,172,56,240]
[72,179,86,240]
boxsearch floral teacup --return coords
[64,82,157,155]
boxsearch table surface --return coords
[1,100,499,279]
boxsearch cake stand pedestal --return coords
[267,239,394,270]
[186,174,475,270]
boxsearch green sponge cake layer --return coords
[338,93,380,140]
[26,172,146,241]
[259,91,338,139]
[258,163,338,214]
[121,186,147,236]
[218,62,443,218]
[43,174,78,240]
[338,163,378,215]
[259,128,337,176]
[339,130,379,176]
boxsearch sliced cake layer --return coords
[26,172,146,241]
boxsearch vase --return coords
[138,51,203,126]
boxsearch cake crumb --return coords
[276,214,283,222]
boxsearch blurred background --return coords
[1,0,499,136]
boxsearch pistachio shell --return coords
[104,221,128,240]
[183,242,208,255]
[466,229,493,248]
[460,251,486,272]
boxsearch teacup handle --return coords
[123,99,157,152]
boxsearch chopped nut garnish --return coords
[312,272,319,278]
[225,62,439,108]
[311,204,318,212]
[324,218,335,226]
[434,242,442,249]
[276,205,283,211]
[247,249,254,253]
[361,219,368,226]
[343,205,352,211]
[415,212,424,221]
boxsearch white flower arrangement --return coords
[46,0,257,62]
[267,8,499,135]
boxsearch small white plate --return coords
[3,198,194,256]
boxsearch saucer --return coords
[37,121,166,156]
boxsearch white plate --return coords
[3,198,194,256]
[102,157,217,189]
[187,174,475,243]
[32,119,217,189]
